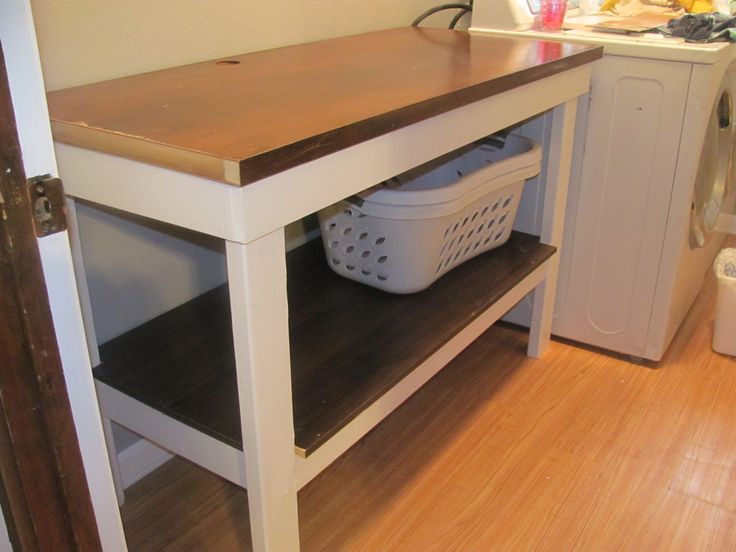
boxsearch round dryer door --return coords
[690,83,734,249]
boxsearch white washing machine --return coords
[470,3,736,360]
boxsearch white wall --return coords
[32,0,458,91]
[29,0,463,452]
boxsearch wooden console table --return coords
[48,28,601,551]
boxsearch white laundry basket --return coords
[318,134,542,293]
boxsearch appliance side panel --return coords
[511,55,691,356]
[554,55,690,355]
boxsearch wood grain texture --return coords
[47,28,601,185]
[0,45,101,551]
[94,232,554,456]
[120,239,736,551]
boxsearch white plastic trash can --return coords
[713,248,736,356]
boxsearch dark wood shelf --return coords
[94,232,554,456]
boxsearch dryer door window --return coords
[690,88,733,249]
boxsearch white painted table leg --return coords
[226,230,300,552]
[100,414,126,506]
[529,99,578,358]
[64,197,101,367]
[67,197,126,506]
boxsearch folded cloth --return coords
[677,0,715,12]
[600,0,702,15]
[658,12,736,41]
[600,0,683,16]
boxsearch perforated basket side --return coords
[318,203,396,288]
[434,180,523,279]
[318,177,525,293]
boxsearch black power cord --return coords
[448,6,471,28]
[411,0,473,29]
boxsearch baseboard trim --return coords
[118,438,173,489]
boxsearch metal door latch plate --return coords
[27,175,67,237]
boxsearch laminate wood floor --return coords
[120,256,736,551]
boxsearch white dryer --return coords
[470,6,736,360]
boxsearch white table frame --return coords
[57,63,589,551]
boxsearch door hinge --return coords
[27,174,67,237]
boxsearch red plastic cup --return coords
[540,0,567,30]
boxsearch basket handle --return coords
[346,194,366,208]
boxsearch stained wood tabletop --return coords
[47,27,601,186]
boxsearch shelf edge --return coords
[294,260,549,487]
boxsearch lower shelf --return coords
[94,231,554,457]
